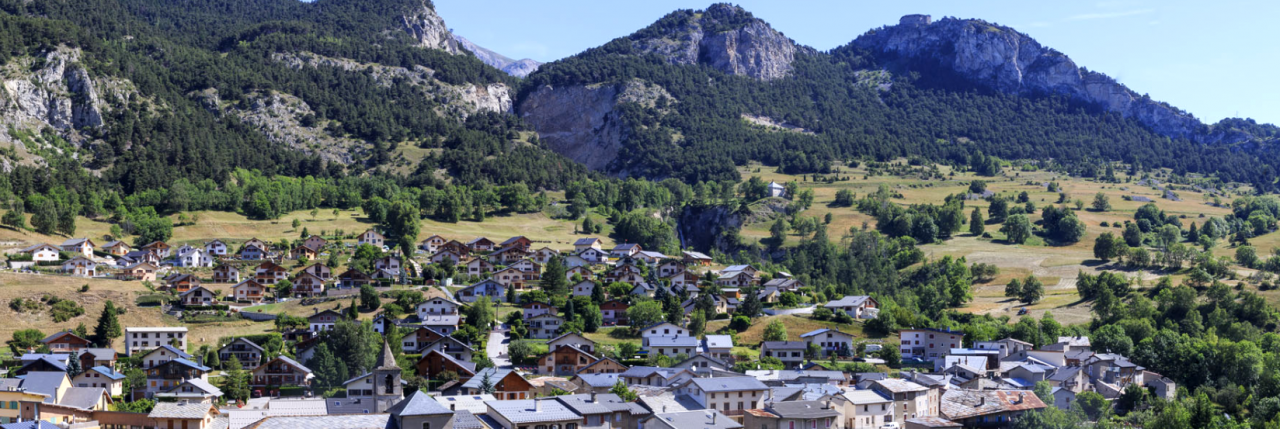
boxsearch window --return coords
[789,423,794,429]
[422,424,430,429]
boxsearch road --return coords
[487,325,512,369]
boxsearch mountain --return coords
[517,4,1279,186]
[453,34,542,78]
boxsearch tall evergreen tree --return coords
[93,301,122,347]
[969,208,985,236]
[539,255,568,295]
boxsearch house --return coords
[571,373,621,394]
[137,345,193,369]
[120,249,161,267]
[338,268,373,288]
[611,243,642,259]
[415,349,478,381]
[604,264,645,285]
[764,278,805,292]
[125,327,188,357]
[828,389,894,429]
[500,236,533,251]
[420,235,447,253]
[301,263,332,280]
[871,379,938,422]
[676,376,769,416]
[72,366,125,397]
[103,240,132,256]
[715,270,758,288]
[658,260,686,277]
[645,410,742,429]
[648,335,703,358]
[620,366,697,388]
[401,327,447,353]
[462,368,532,399]
[673,354,729,375]
[156,378,223,402]
[491,246,532,264]
[303,235,327,250]
[939,389,1045,428]
[682,250,713,266]
[211,265,240,283]
[421,315,462,336]
[466,258,495,276]
[743,400,842,429]
[601,301,629,325]
[117,262,158,281]
[556,393,650,429]
[219,338,264,369]
[576,357,629,375]
[537,345,597,375]
[466,237,496,252]
[760,342,809,369]
[232,279,267,304]
[139,241,171,258]
[77,348,117,370]
[528,314,565,339]
[703,335,734,361]
[292,271,327,298]
[534,247,560,265]
[419,336,474,363]
[563,255,593,269]
[163,273,200,293]
[250,356,313,388]
[548,333,596,354]
[640,322,688,346]
[430,250,465,264]
[440,240,470,256]
[456,279,506,303]
[567,265,596,280]
[179,286,217,306]
[1082,353,1145,390]
[240,238,269,253]
[40,331,91,354]
[238,243,268,260]
[255,261,289,285]
[900,328,966,362]
[577,248,609,264]
[175,247,214,268]
[767,181,786,197]
[15,354,68,375]
[571,280,597,297]
[634,251,669,265]
[309,309,343,332]
[60,238,95,258]
[573,238,603,252]
[375,255,402,274]
[145,358,211,397]
[417,296,460,319]
[358,229,386,247]
[510,258,542,273]
[801,328,856,358]
[485,398,581,429]
[148,400,220,429]
[522,302,558,320]
[291,244,319,261]
[974,338,1034,360]
[22,243,61,262]
[60,256,97,277]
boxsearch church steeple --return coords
[376,340,398,370]
[371,340,403,413]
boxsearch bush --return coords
[713,313,730,320]
[730,315,752,332]
[135,295,173,307]
[277,386,308,397]
[50,300,85,322]
[812,307,833,321]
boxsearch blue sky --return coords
[434,0,1280,126]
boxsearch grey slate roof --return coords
[688,377,768,392]
[0,421,62,429]
[384,391,453,416]
[79,348,117,362]
[648,335,701,348]
[765,401,841,419]
[20,356,67,372]
[554,393,636,415]
[20,371,68,403]
[58,387,106,410]
[704,335,733,349]
[648,410,743,429]
[486,399,581,424]
[432,394,497,414]
[824,295,872,308]
[244,415,392,429]
[452,410,487,429]
[746,370,846,383]
[149,400,216,419]
[761,341,808,351]
[799,328,853,339]
[841,389,892,404]
[574,373,621,388]
[461,368,514,389]
[163,378,223,398]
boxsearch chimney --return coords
[590,392,597,403]
[313,308,319,315]
[663,405,667,413]
[712,411,717,424]
[535,400,541,412]
[978,397,985,407]
[1018,393,1025,404]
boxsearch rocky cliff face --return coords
[518,79,674,171]
[629,3,804,81]
[0,47,106,133]
[852,15,1236,143]
[401,0,461,54]
[453,34,542,78]
[194,89,363,163]
[274,52,512,118]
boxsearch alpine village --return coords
[0,1,1275,429]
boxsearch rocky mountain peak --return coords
[400,0,461,54]
[628,3,804,80]
[849,14,1248,144]
[453,34,542,78]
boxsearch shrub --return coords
[812,307,833,321]
[50,300,85,322]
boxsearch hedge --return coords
[183,305,230,311]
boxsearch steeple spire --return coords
[376,340,397,370]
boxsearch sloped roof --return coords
[573,373,620,388]
[385,390,453,416]
[940,389,1046,420]
[703,335,733,349]
[58,387,107,410]
[486,399,580,424]
[148,400,216,419]
[799,328,853,339]
[649,410,743,429]
[689,377,767,392]
[841,389,892,405]
[824,295,873,308]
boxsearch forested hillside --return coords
[519,5,1280,190]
